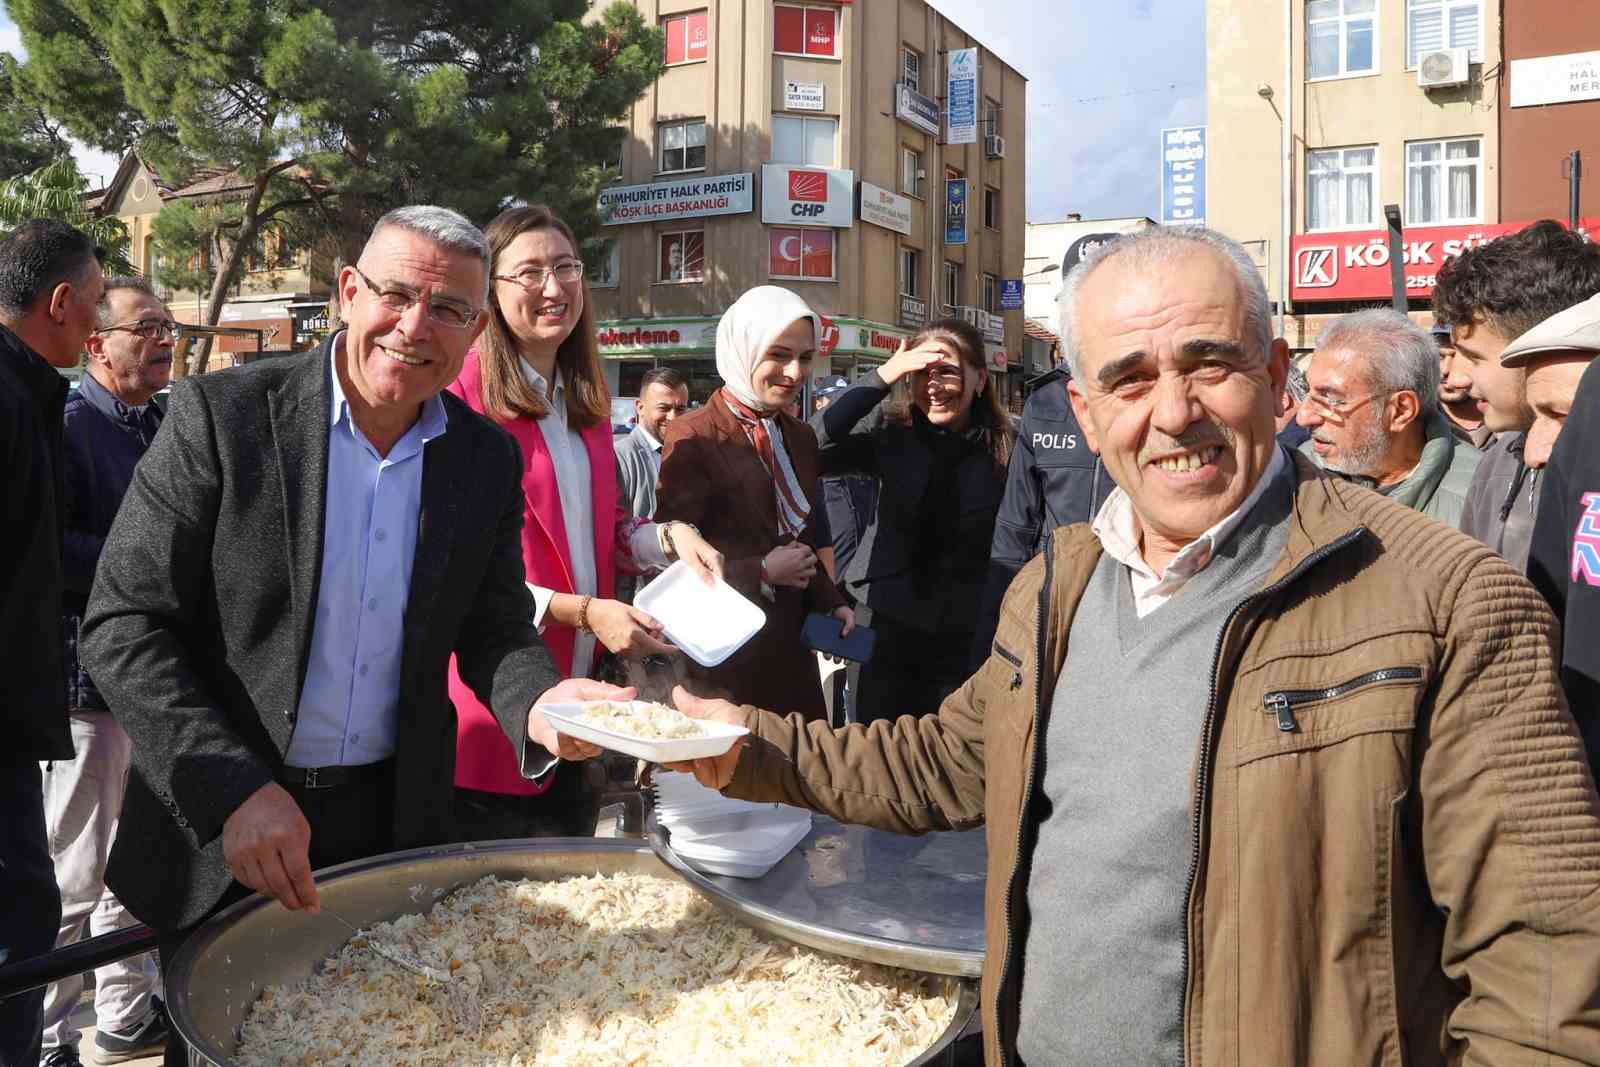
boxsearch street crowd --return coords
[2,201,1599,1066]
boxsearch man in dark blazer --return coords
[79,208,616,1038]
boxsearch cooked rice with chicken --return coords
[579,700,706,740]
[235,872,956,1066]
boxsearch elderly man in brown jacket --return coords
[671,226,1600,1066]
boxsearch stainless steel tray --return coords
[650,811,987,977]
[166,838,976,1066]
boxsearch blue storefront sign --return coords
[945,178,968,245]
[999,279,1024,310]
[1160,125,1207,226]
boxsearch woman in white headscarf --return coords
[655,286,853,720]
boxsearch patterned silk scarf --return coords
[720,390,811,539]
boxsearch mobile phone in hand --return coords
[802,612,876,663]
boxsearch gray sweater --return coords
[1016,463,1294,1066]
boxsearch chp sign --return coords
[760,165,855,227]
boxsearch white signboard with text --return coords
[599,173,754,225]
[1511,50,1600,108]
[784,81,826,112]
[859,181,912,235]
[760,165,855,228]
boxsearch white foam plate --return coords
[538,701,748,763]
[670,817,812,879]
[634,561,766,667]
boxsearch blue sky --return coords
[2,1,1206,223]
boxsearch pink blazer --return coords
[446,349,619,795]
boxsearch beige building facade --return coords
[591,0,1027,406]
[1207,0,1502,347]
[95,153,333,368]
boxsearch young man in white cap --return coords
[1515,292,1600,771]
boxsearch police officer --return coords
[971,237,1118,667]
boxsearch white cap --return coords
[1500,291,1600,367]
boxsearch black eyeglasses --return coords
[351,264,480,329]
[492,262,586,290]
[97,318,179,340]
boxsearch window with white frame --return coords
[982,273,999,313]
[900,246,921,297]
[1307,0,1376,79]
[1406,137,1481,225]
[902,47,922,93]
[658,120,706,174]
[658,230,704,283]
[663,11,710,66]
[1407,0,1481,67]
[943,261,960,311]
[1307,145,1377,231]
[901,147,925,198]
[771,115,836,168]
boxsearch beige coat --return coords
[723,455,1600,1065]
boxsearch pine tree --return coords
[9,0,663,372]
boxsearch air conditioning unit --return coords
[1417,46,1470,90]
[985,134,1006,160]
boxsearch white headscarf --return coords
[714,286,821,539]
[715,286,823,411]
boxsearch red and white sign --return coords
[665,11,709,65]
[774,5,837,58]
[761,164,854,228]
[769,227,835,280]
[788,169,826,202]
[1290,218,1600,302]
[818,314,842,357]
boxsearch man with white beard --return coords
[1296,308,1480,525]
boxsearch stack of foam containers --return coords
[653,770,812,879]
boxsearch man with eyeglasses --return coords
[1295,308,1480,527]
[78,206,625,1067]
[39,276,173,1067]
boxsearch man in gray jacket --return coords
[1296,308,1479,526]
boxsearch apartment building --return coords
[590,0,1028,406]
[1207,0,1506,346]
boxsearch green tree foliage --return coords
[0,53,71,179]
[0,154,133,273]
[9,0,663,371]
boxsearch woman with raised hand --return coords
[811,318,1013,725]
[447,204,721,839]
[654,286,851,720]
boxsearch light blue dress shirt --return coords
[284,336,449,768]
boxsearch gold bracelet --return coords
[663,521,700,561]
[577,595,593,634]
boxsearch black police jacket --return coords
[970,367,1115,668]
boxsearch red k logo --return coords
[788,170,826,202]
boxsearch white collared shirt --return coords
[522,361,669,677]
[1090,447,1288,619]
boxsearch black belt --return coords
[280,758,394,790]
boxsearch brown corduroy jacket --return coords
[722,455,1600,1066]
[655,389,844,719]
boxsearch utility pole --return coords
[1566,150,1583,229]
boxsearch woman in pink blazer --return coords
[447,204,719,839]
